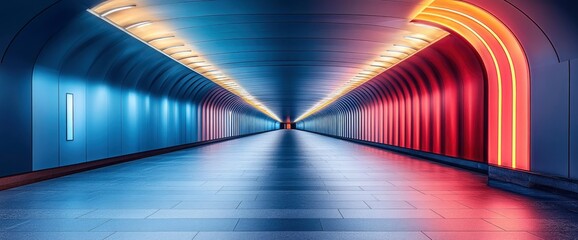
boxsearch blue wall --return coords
[0,1,277,177]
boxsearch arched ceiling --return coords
[90,0,442,122]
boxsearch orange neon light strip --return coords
[414,0,529,170]
[418,11,505,166]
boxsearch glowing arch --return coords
[414,0,530,170]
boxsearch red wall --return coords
[298,34,487,162]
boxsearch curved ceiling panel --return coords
[89,0,442,121]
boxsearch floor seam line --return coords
[421,230,434,240]
[101,231,116,240]
[88,218,111,232]
[76,209,99,219]
[482,218,508,231]
[144,209,161,219]
[232,218,241,231]
[191,231,200,240]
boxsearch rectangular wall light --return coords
[66,93,74,141]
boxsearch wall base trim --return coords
[0,130,276,190]
[297,129,488,173]
[488,166,578,195]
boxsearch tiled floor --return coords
[1,130,578,239]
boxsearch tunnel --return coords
[1,0,578,239]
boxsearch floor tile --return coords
[193,231,429,240]
[234,219,322,231]
[490,209,578,219]
[424,231,544,240]
[339,209,442,218]
[0,209,93,219]
[530,231,578,240]
[173,201,241,209]
[485,218,578,231]
[105,232,198,240]
[149,209,342,218]
[320,219,502,231]
[79,209,158,219]
[433,209,507,218]
[0,220,28,231]
[364,201,415,209]
[92,219,238,232]
[8,219,109,232]
[238,200,369,209]
[0,232,113,240]
[407,200,470,209]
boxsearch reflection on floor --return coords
[1,130,577,239]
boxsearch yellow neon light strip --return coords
[428,6,518,168]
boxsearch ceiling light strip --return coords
[148,36,175,43]
[125,21,152,30]
[101,5,136,16]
